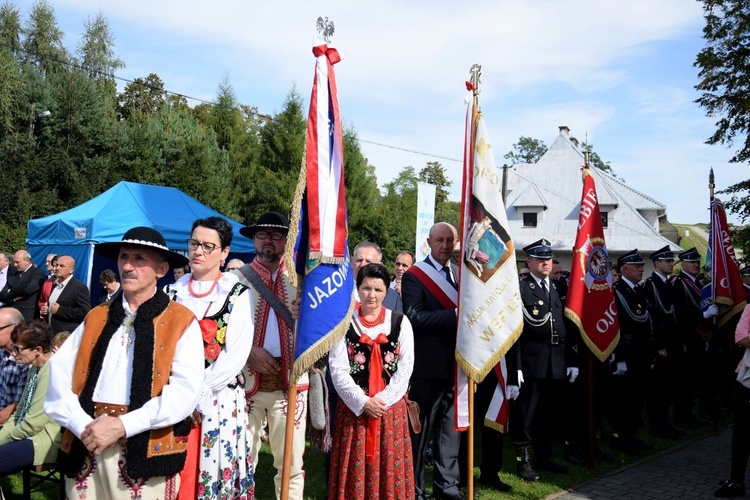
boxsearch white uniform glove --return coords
[506,385,520,400]
[566,367,579,383]
[608,353,616,364]
[703,304,719,319]
[517,369,524,386]
[612,361,627,376]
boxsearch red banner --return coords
[710,197,746,328]
[564,168,619,362]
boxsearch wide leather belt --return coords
[258,358,285,392]
[92,402,129,418]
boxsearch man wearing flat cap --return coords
[609,249,653,455]
[233,211,307,500]
[642,246,683,440]
[506,238,578,481]
[672,247,717,427]
[45,226,204,499]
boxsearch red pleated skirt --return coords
[329,398,415,500]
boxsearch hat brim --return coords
[96,241,189,269]
[239,225,289,239]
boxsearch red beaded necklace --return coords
[358,305,385,328]
[188,273,221,298]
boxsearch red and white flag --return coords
[564,167,619,361]
[709,197,746,328]
[456,85,523,431]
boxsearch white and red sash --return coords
[410,261,458,308]
[410,261,470,430]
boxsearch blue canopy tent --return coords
[26,181,255,304]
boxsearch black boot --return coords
[515,445,540,482]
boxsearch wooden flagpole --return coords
[280,384,298,500]
[464,63,482,500]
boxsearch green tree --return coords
[117,73,168,120]
[0,2,22,56]
[695,0,750,163]
[22,0,67,74]
[377,166,420,260]
[581,141,618,178]
[342,127,381,247]
[77,11,124,101]
[244,88,306,224]
[504,136,548,164]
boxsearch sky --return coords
[40,0,747,224]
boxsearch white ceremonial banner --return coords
[415,182,436,261]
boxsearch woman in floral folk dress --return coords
[328,263,415,500]
[172,217,255,500]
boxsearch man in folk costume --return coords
[402,222,463,500]
[234,211,308,500]
[44,227,204,499]
[506,239,578,481]
[671,247,718,427]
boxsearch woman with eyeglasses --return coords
[171,217,255,500]
[0,321,61,475]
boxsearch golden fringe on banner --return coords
[290,299,355,385]
[285,144,308,290]
[455,321,523,383]
[564,309,619,363]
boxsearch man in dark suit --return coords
[506,239,578,481]
[0,250,45,320]
[609,250,655,455]
[0,252,15,307]
[39,255,90,333]
[402,222,462,500]
[672,248,718,426]
[642,246,683,440]
[352,241,403,312]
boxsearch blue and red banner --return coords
[288,41,354,383]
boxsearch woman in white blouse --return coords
[328,263,415,499]
[171,217,255,500]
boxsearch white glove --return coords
[612,361,627,376]
[517,369,524,386]
[506,385,520,400]
[566,367,579,383]
[608,353,616,364]
[703,304,719,319]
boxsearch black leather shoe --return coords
[534,457,569,474]
[478,475,512,492]
[715,480,745,497]
[516,461,540,482]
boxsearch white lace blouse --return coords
[329,307,414,416]
[171,272,255,413]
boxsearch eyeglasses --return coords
[186,239,218,254]
[255,231,286,241]
[226,266,241,271]
[12,344,33,355]
[519,273,529,278]
[0,323,16,331]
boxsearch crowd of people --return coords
[1,215,749,500]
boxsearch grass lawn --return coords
[0,416,726,499]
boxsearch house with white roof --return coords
[504,126,682,272]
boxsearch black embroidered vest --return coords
[346,312,403,392]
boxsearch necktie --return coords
[443,266,456,289]
[541,279,549,300]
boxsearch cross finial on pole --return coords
[316,17,335,43]
[469,64,482,93]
